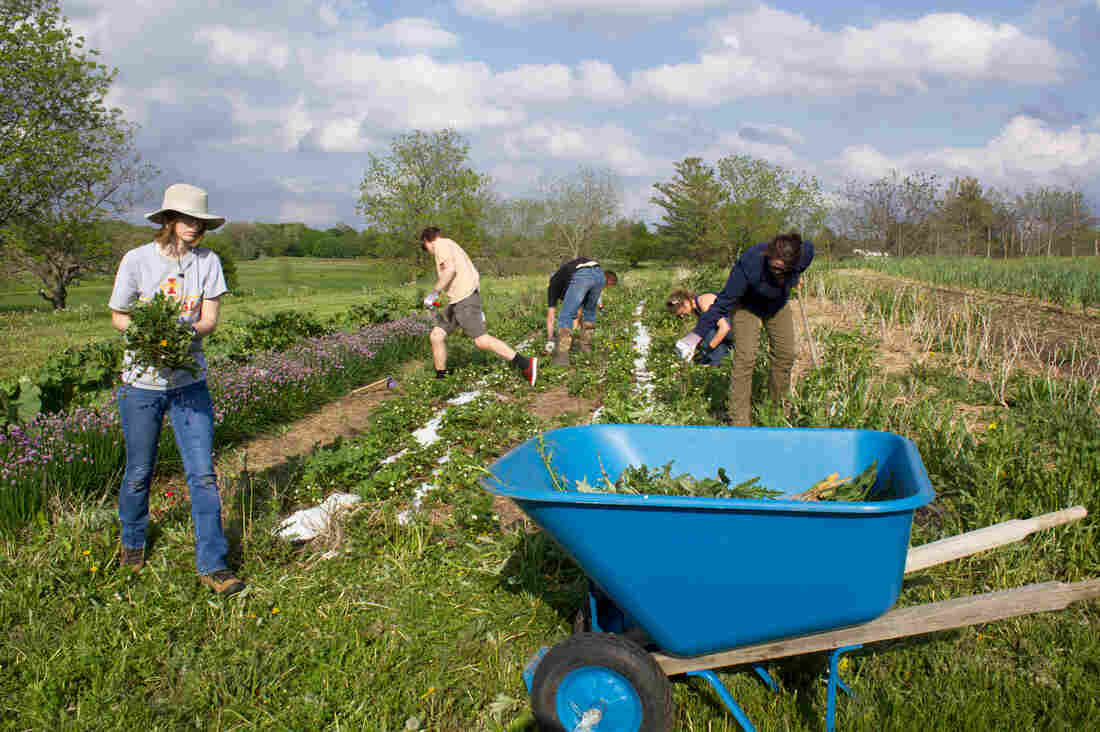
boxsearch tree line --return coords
[834,172,1099,259]
[2,0,1097,310]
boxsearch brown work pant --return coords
[728,304,796,426]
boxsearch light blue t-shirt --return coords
[108,242,228,390]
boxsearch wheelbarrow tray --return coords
[482,424,935,658]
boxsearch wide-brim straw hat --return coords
[145,183,226,230]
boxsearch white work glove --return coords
[544,340,556,354]
[675,333,702,361]
[423,291,440,308]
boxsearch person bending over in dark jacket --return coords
[675,232,813,425]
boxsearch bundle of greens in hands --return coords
[123,291,199,377]
[564,458,884,502]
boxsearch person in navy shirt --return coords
[675,232,814,425]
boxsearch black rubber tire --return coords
[531,633,674,732]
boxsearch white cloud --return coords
[318,4,341,27]
[194,26,291,70]
[299,50,524,132]
[835,115,1100,189]
[577,60,630,103]
[455,0,728,20]
[702,131,808,171]
[494,64,575,102]
[498,121,657,176]
[634,6,1068,105]
[278,198,347,227]
[357,18,460,49]
[311,118,374,153]
[492,61,630,103]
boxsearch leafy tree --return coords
[356,129,492,257]
[941,176,994,256]
[202,237,239,292]
[650,157,727,260]
[0,0,156,309]
[608,219,658,266]
[541,165,621,259]
[716,155,826,260]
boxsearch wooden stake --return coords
[350,377,391,395]
[796,293,818,368]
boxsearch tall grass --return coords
[829,255,1100,311]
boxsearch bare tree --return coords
[541,166,621,259]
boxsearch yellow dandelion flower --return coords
[82,549,90,556]
[90,566,98,573]
[271,607,280,615]
[420,687,436,700]
[160,339,168,347]
[987,423,996,431]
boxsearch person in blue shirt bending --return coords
[675,232,814,426]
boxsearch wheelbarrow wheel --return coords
[531,632,673,732]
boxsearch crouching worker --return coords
[666,290,733,366]
[675,232,814,426]
[420,227,538,385]
[545,257,617,366]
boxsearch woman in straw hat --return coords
[107,183,244,596]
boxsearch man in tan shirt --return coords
[420,227,538,385]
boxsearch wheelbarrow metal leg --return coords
[687,669,757,732]
[825,644,861,732]
[752,664,778,692]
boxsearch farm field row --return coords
[0,263,1097,729]
[831,255,1100,313]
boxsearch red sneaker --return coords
[522,357,538,386]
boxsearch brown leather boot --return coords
[578,322,596,353]
[200,569,246,596]
[552,327,573,366]
[119,544,145,571]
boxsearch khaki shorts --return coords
[434,290,487,338]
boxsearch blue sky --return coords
[66,0,1100,229]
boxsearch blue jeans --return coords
[695,326,734,366]
[117,381,229,575]
[556,266,605,329]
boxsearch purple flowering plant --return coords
[0,315,431,532]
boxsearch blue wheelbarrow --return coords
[481,424,1098,732]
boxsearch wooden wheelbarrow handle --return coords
[654,578,1100,675]
[904,506,1088,574]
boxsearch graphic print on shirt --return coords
[159,276,182,300]
[148,276,202,321]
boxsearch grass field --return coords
[1,259,1098,730]
[0,257,422,381]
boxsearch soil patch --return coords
[529,386,598,421]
